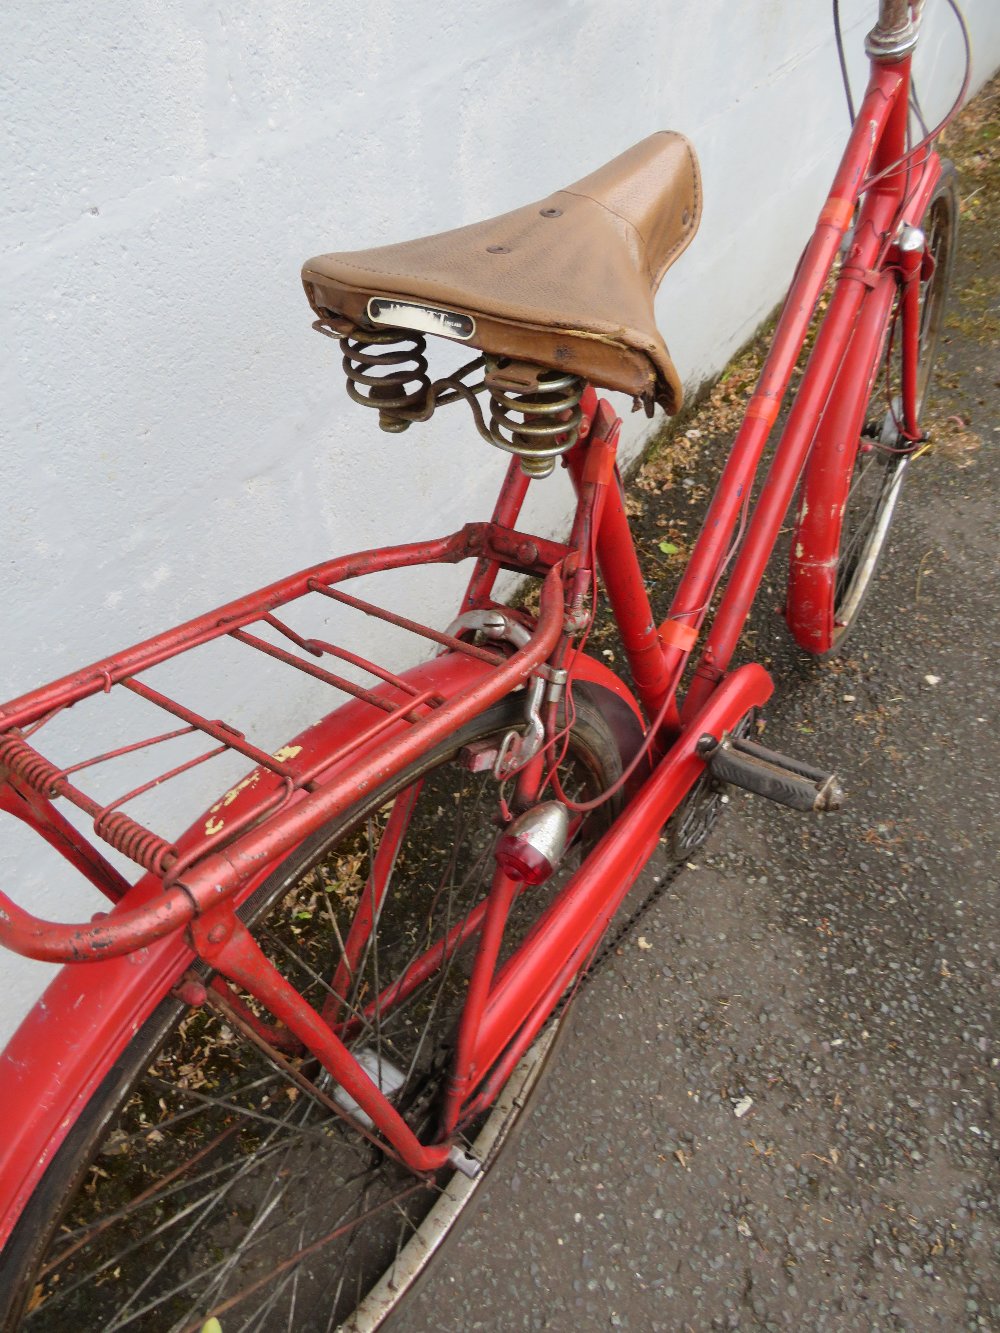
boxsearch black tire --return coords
[828,161,959,648]
[0,691,623,1333]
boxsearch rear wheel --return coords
[788,162,958,653]
[0,692,622,1333]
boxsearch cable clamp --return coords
[840,263,881,290]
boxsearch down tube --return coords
[658,67,904,684]
[786,271,897,648]
[682,178,907,719]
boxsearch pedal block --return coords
[698,732,845,812]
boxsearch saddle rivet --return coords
[486,244,510,254]
[539,207,562,218]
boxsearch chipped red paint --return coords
[0,27,945,1255]
[0,544,565,962]
[0,646,520,1248]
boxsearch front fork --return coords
[898,223,929,440]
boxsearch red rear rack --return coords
[0,523,567,962]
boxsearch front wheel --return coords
[0,692,623,1333]
[787,161,959,654]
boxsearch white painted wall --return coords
[1,1,997,1043]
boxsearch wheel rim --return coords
[832,416,910,631]
[14,707,614,1332]
[342,1021,560,1333]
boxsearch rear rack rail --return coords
[0,524,567,961]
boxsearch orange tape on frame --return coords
[819,196,854,232]
[657,618,698,653]
[745,393,780,429]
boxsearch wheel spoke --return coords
[11,699,621,1330]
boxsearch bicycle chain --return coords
[576,711,754,984]
[569,854,687,997]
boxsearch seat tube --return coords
[564,403,674,723]
[459,455,533,612]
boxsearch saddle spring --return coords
[485,359,584,477]
[315,317,584,472]
[340,327,431,433]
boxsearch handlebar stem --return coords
[867,0,921,62]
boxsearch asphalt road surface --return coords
[399,78,1000,1333]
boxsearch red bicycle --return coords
[0,1,966,1328]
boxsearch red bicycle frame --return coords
[0,1,943,1247]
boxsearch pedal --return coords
[697,731,845,812]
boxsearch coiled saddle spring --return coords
[340,327,431,433]
[315,317,584,473]
[486,360,584,477]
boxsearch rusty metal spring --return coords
[94,810,177,877]
[488,365,584,477]
[0,732,177,876]
[0,735,61,795]
[341,328,431,433]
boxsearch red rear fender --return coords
[0,645,642,1247]
[0,649,504,1248]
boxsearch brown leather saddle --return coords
[302,131,701,415]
